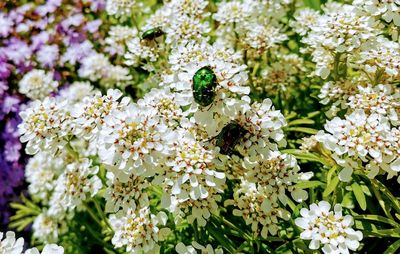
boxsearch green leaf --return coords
[384,239,400,254]
[294,181,325,189]
[352,182,367,211]
[353,215,399,228]
[288,118,315,126]
[371,178,400,214]
[323,176,339,197]
[355,220,400,238]
[303,0,321,10]
[341,192,355,209]
[282,149,329,165]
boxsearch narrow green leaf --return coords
[323,176,339,197]
[294,181,325,189]
[384,239,400,254]
[282,149,329,165]
[288,119,315,126]
[371,178,400,214]
[353,215,399,228]
[352,182,367,211]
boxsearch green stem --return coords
[84,202,103,227]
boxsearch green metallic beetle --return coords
[192,66,218,107]
[215,121,247,155]
[141,27,164,40]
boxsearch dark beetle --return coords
[215,121,247,155]
[141,27,164,40]
[192,66,217,107]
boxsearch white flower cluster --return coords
[18,69,58,100]
[109,208,170,253]
[299,4,381,79]
[78,52,132,88]
[317,110,400,182]
[295,201,363,254]
[0,231,64,254]
[213,0,289,53]
[225,151,311,238]
[105,25,138,56]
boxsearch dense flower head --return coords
[302,4,381,78]
[109,207,170,253]
[18,69,58,100]
[50,158,102,214]
[104,172,149,214]
[18,97,73,155]
[226,181,291,238]
[316,110,400,182]
[295,201,363,254]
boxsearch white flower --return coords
[25,151,65,201]
[347,84,400,125]
[137,88,187,128]
[78,53,111,81]
[213,1,252,24]
[226,181,291,238]
[290,8,321,35]
[318,78,361,117]
[32,211,68,243]
[18,69,58,100]
[73,89,130,141]
[110,207,170,254]
[59,81,96,104]
[0,231,64,254]
[19,97,73,155]
[354,36,400,80]
[98,100,172,180]
[302,4,381,78]
[164,15,211,44]
[316,110,400,182]
[176,242,223,254]
[0,231,24,254]
[233,99,287,157]
[244,151,309,204]
[104,172,149,214]
[295,201,363,254]
[354,0,400,26]
[25,244,64,254]
[105,25,138,56]
[106,0,137,16]
[124,37,160,66]
[153,133,225,226]
[243,24,288,53]
[100,65,132,88]
[50,158,102,213]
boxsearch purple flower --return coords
[35,0,62,17]
[2,95,20,115]
[88,0,106,12]
[31,31,51,51]
[0,13,13,38]
[37,44,59,68]
[4,38,32,66]
[60,40,94,65]
[84,19,102,33]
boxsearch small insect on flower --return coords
[216,121,247,155]
[141,27,164,41]
[192,66,218,107]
